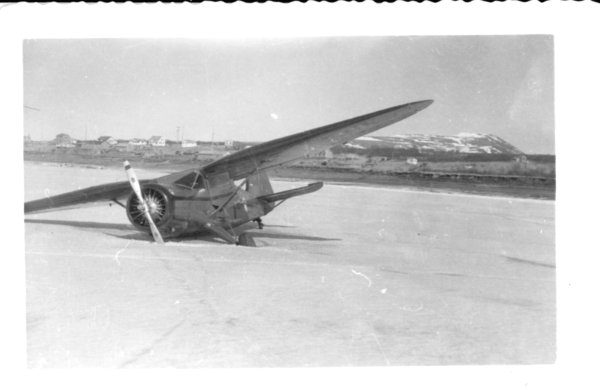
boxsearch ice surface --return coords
[24,162,555,367]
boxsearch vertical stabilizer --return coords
[246,171,273,197]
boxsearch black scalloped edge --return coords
[124,0,597,3]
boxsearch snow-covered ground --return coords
[24,163,555,367]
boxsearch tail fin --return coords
[246,171,273,197]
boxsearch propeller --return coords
[124,161,164,244]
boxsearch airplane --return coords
[24,99,433,246]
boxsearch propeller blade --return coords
[124,161,164,244]
[143,209,165,244]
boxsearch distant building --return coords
[315,148,333,159]
[76,140,100,149]
[181,140,197,148]
[97,136,118,146]
[148,136,166,147]
[129,138,147,146]
[515,155,528,163]
[224,139,247,150]
[337,153,365,161]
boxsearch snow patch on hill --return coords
[343,133,523,154]
[356,136,380,142]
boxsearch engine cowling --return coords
[126,184,174,232]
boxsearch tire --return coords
[237,233,256,247]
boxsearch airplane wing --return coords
[24,168,197,214]
[200,100,433,180]
[24,180,144,214]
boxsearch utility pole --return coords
[24,105,41,140]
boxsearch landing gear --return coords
[254,217,264,229]
[237,233,256,247]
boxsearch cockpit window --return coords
[174,172,204,190]
[192,174,205,190]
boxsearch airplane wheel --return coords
[237,233,256,247]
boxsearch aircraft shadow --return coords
[26,219,338,244]
[245,231,341,242]
[25,218,134,231]
[109,232,227,244]
[236,224,339,242]
[110,229,339,245]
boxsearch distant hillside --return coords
[343,133,523,155]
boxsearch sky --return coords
[23,36,554,154]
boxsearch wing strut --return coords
[208,174,252,218]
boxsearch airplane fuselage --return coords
[127,170,320,242]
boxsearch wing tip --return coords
[412,99,434,111]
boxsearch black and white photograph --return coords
[23,34,555,367]
[4,2,600,388]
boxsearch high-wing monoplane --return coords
[24,100,433,245]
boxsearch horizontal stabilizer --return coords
[257,182,323,203]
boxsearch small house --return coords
[181,140,197,148]
[97,136,118,146]
[129,138,148,146]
